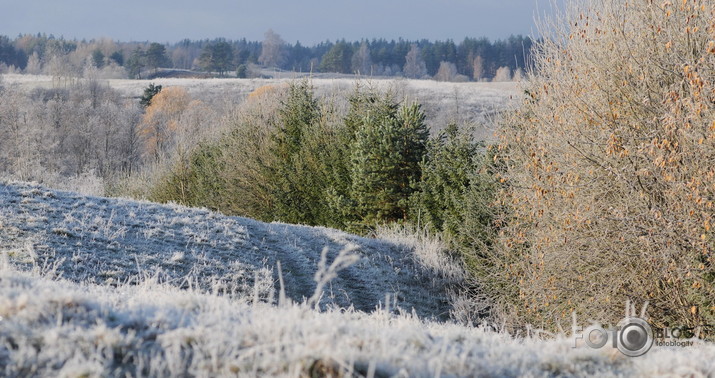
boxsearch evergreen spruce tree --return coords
[139,83,162,108]
[319,41,353,74]
[269,80,321,224]
[348,91,428,230]
[409,124,481,238]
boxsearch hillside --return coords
[0,181,457,318]
[1,181,714,376]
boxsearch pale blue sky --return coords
[1,0,555,43]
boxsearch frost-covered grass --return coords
[1,264,714,377]
[1,181,713,377]
[1,74,518,140]
[0,181,455,319]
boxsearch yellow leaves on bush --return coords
[606,133,628,157]
[248,84,287,101]
[138,87,194,160]
[248,84,276,99]
[492,0,715,333]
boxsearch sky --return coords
[0,0,553,44]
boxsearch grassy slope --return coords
[0,181,456,318]
[1,260,713,377]
[0,182,714,376]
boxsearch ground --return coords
[1,181,713,376]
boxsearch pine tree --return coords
[139,83,162,108]
[145,43,170,73]
[199,41,235,76]
[319,41,353,74]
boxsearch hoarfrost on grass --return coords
[0,181,713,376]
[1,265,713,377]
[0,181,455,318]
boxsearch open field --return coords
[1,74,520,140]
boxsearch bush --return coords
[492,0,715,331]
[149,82,438,234]
[149,142,226,209]
[406,125,505,319]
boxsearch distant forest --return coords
[0,32,533,81]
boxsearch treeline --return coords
[0,32,532,81]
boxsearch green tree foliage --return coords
[0,36,27,69]
[91,49,105,68]
[453,147,504,274]
[150,142,226,209]
[150,83,436,233]
[267,81,323,224]
[319,41,353,74]
[198,41,235,76]
[144,82,505,292]
[109,51,124,66]
[139,83,162,108]
[145,43,170,72]
[406,125,505,316]
[349,92,428,229]
[236,64,247,78]
[409,124,482,238]
[126,47,145,79]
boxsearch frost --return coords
[0,181,710,376]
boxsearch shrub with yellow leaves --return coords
[490,0,715,334]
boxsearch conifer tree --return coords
[349,92,428,228]
[139,83,162,108]
[269,80,321,224]
[409,124,481,238]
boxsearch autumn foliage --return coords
[138,86,205,161]
[490,0,715,331]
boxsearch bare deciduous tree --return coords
[434,61,457,82]
[25,52,42,75]
[403,44,427,79]
[472,55,484,81]
[493,66,511,82]
[258,29,286,69]
[351,42,372,75]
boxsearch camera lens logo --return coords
[615,317,654,357]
